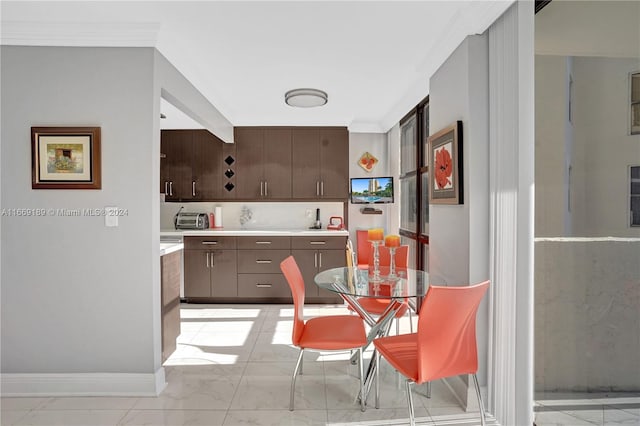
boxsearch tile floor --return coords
[1,303,637,425]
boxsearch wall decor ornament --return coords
[428,121,463,204]
[358,151,378,172]
[31,126,101,189]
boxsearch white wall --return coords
[572,56,640,237]
[536,1,640,58]
[429,34,490,404]
[535,55,572,237]
[347,132,397,246]
[1,47,160,392]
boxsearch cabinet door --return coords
[317,249,347,299]
[184,250,211,297]
[319,128,349,199]
[192,130,222,200]
[291,250,319,298]
[210,250,238,297]
[263,128,292,199]
[291,128,321,199]
[235,127,264,199]
[161,130,193,200]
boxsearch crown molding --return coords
[1,21,160,47]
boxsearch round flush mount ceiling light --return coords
[285,88,328,108]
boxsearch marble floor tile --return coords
[36,397,138,410]
[230,374,327,410]
[327,407,430,425]
[534,410,600,426]
[247,332,300,362]
[12,409,128,426]
[118,409,227,426]
[223,409,328,426]
[0,398,50,410]
[132,373,242,410]
[0,410,29,426]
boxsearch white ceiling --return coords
[1,1,514,133]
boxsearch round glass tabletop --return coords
[314,266,429,299]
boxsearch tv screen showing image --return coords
[350,176,394,204]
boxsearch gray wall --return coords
[1,47,158,375]
[428,34,491,398]
[535,239,640,391]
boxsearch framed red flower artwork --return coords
[358,151,378,172]
[428,121,463,204]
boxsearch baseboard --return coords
[1,368,166,397]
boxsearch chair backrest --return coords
[416,280,489,384]
[356,230,371,267]
[280,256,306,346]
[373,245,409,268]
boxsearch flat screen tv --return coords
[350,176,394,204]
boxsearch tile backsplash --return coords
[160,200,345,230]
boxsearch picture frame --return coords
[31,126,101,189]
[428,121,463,205]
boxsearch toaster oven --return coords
[174,212,209,230]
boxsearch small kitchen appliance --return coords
[174,210,209,230]
[327,216,344,230]
[310,208,322,229]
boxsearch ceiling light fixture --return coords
[285,88,328,108]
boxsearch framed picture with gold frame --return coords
[428,121,462,205]
[31,126,101,189]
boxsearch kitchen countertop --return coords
[160,242,184,256]
[160,228,349,237]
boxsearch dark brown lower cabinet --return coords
[182,235,345,303]
[183,237,237,301]
[161,250,182,363]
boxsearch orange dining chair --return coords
[280,255,368,411]
[356,229,371,269]
[373,281,490,426]
[349,245,413,335]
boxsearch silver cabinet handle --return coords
[314,252,317,268]
[169,181,173,196]
[255,241,272,245]
[192,181,196,197]
[260,181,264,196]
[256,284,272,288]
[319,252,323,268]
[210,252,214,267]
[310,241,326,245]
[255,260,272,264]
[202,241,218,245]
[264,181,268,196]
[321,181,324,196]
[206,252,210,268]
[316,181,320,196]
[164,181,168,195]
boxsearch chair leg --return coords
[395,317,400,335]
[289,348,304,411]
[472,374,486,426]
[408,309,413,333]
[405,379,415,426]
[375,351,380,409]
[358,348,365,412]
[426,381,432,398]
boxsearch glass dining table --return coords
[314,265,430,407]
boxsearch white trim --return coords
[0,369,166,397]
[487,2,535,426]
[1,21,160,47]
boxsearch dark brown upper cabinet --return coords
[161,129,229,201]
[234,127,292,200]
[292,127,349,200]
